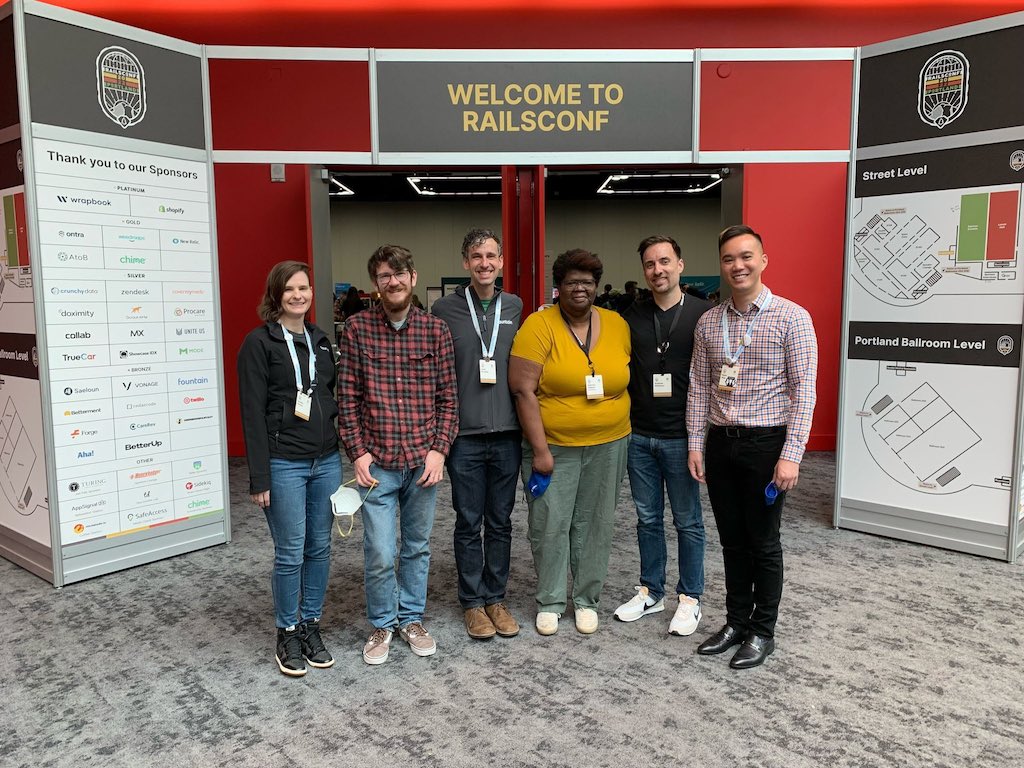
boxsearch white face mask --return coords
[330,481,375,537]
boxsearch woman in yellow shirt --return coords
[509,248,631,636]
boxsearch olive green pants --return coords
[522,436,628,613]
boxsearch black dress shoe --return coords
[696,624,744,655]
[730,634,775,669]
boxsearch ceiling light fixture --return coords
[329,176,355,196]
[596,172,723,195]
[407,174,502,197]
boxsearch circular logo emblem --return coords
[1011,151,1024,172]
[997,335,1014,356]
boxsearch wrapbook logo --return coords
[97,46,146,129]
[918,50,969,129]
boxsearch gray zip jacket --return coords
[432,284,522,436]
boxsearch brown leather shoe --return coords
[485,603,520,637]
[464,607,496,639]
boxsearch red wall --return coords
[743,164,848,452]
[214,164,312,457]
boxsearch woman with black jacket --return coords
[238,260,342,677]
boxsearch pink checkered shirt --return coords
[687,286,818,463]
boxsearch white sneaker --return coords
[614,586,666,622]
[574,607,599,634]
[536,611,561,636]
[669,595,702,636]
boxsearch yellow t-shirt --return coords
[511,305,631,447]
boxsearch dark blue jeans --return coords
[447,432,522,609]
[627,434,705,602]
[704,426,787,639]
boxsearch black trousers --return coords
[704,425,787,638]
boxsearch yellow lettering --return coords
[524,84,543,105]
[595,110,609,130]
[538,110,555,131]
[605,83,623,105]
[504,84,522,105]
[463,111,479,131]
[448,83,473,105]
[480,111,498,131]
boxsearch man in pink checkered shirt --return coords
[686,225,817,670]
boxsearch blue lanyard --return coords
[465,289,502,360]
[281,323,316,394]
[721,290,772,365]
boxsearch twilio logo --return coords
[183,396,206,405]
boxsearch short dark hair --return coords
[637,235,681,260]
[552,248,603,286]
[461,228,502,259]
[625,280,637,292]
[719,224,763,250]
[603,283,612,292]
[258,260,310,323]
[368,244,415,281]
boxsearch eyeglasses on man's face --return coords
[562,279,597,290]
[375,269,410,287]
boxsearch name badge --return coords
[479,358,497,384]
[718,364,739,392]
[652,373,672,398]
[294,391,312,420]
[585,374,604,400]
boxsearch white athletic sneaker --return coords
[613,586,666,622]
[669,595,702,636]
[536,611,561,636]
[574,607,599,634]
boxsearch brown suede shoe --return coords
[464,607,497,639]
[485,603,520,637]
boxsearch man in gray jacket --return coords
[432,228,523,640]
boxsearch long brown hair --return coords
[258,260,311,322]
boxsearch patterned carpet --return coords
[1,452,1022,768]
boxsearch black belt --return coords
[709,424,786,438]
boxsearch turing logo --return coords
[97,46,147,129]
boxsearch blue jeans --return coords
[626,434,705,602]
[361,465,438,630]
[265,451,342,628]
[448,432,522,609]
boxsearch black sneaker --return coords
[276,626,307,677]
[300,619,335,668]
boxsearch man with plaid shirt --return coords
[687,225,817,670]
[338,244,459,666]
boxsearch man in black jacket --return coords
[432,228,524,640]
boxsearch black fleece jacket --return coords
[237,321,339,494]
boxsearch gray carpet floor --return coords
[2,452,1022,768]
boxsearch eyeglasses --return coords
[375,270,410,287]
[562,279,597,290]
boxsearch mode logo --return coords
[178,347,203,356]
